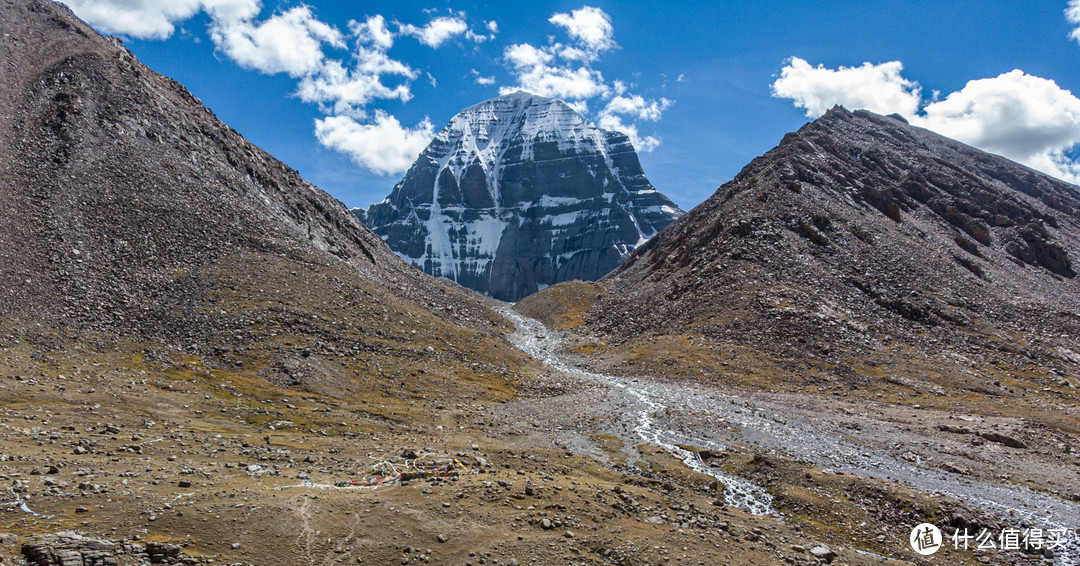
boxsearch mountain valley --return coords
[0,2,1076,566]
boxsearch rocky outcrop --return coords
[361,91,681,301]
[22,532,195,565]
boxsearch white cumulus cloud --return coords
[61,0,260,39]
[210,6,344,78]
[350,15,393,50]
[771,58,1080,184]
[504,43,555,69]
[597,114,661,152]
[498,6,668,152]
[471,69,496,86]
[771,57,921,118]
[919,70,1080,182]
[596,90,671,152]
[297,57,414,116]
[314,112,434,176]
[603,90,672,121]
[1068,0,1080,43]
[399,16,468,48]
[548,6,615,59]
[504,64,609,100]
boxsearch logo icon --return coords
[910,523,942,555]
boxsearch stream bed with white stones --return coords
[499,307,1080,565]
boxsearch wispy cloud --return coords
[471,69,496,86]
[398,15,467,48]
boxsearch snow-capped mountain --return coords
[360,91,682,301]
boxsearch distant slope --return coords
[523,108,1080,409]
[362,91,681,302]
[0,0,527,396]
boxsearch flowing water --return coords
[500,307,1080,564]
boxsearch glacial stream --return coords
[500,307,1080,565]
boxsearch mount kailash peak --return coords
[358,91,682,301]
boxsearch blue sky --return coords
[62,1,1080,211]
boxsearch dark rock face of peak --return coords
[362,92,682,302]
[581,107,1080,389]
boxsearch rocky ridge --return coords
[522,107,1080,414]
[0,0,530,397]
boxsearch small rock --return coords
[436,534,448,544]
[810,545,836,563]
[540,518,552,530]
[941,461,970,475]
[178,480,192,488]
[231,543,240,549]
[978,432,1027,449]
[563,530,574,539]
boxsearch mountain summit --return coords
[360,91,682,301]
[522,107,1080,402]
